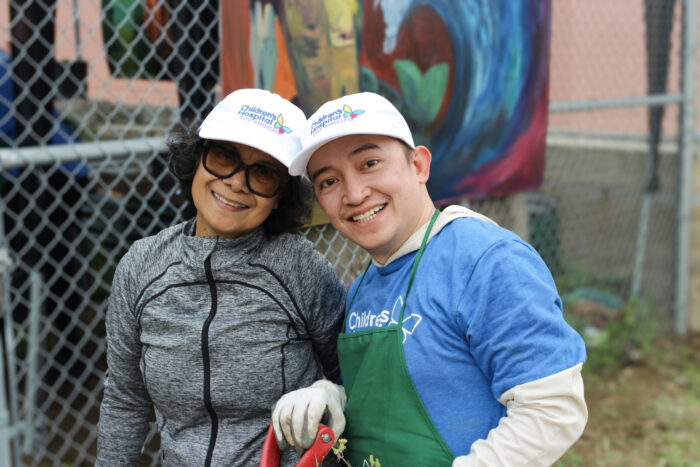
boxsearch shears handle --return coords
[260,422,335,467]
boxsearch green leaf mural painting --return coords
[102,0,552,202]
[222,0,552,202]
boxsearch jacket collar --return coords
[179,218,266,270]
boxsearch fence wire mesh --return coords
[0,0,687,465]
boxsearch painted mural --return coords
[222,0,551,202]
[101,0,171,78]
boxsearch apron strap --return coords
[398,208,439,323]
[344,208,440,330]
[343,261,371,332]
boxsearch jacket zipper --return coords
[202,255,219,466]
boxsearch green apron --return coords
[337,209,455,466]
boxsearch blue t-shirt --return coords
[344,216,586,456]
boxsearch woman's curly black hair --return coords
[166,123,314,236]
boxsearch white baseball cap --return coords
[198,88,306,169]
[289,92,415,177]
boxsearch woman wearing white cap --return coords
[96,89,346,466]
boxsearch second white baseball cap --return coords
[289,92,415,177]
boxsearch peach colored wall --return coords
[0,0,696,132]
[1,0,178,106]
[0,1,8,51]
[549,0,683,136]
[55,0,178,106]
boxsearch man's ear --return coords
[412,146,432,184]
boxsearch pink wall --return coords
[549,0,684,137]
[1,0,178,106]
[0,0,696,135]
[56,0,178,106]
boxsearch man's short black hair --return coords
[166,123,313,235]
[397,138,415,162]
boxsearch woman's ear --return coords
[411,146,432,184]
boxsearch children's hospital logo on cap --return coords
[343,104,364,119]
[237,105,293,134]
[274,115,292,134]
[310,103,365,136]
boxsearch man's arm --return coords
[453,236,587,464]
[454,364,587,467]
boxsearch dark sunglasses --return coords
[202,141,288,198]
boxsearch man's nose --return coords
[342,173,370,205]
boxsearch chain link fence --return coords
[0,0,693,465]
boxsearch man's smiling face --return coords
[308,134,432,263]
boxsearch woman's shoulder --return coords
[260,231,317,256]
[118,221,189,271]
[255,232,344,314]
[255,231,334,277]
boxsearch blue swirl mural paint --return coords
[221,0,551,202]
[375,0,551,202]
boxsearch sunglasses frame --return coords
[201,141,288,198]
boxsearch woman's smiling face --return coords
[191,141,285,238]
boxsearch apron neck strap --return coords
[344,260,370,332]
[399,208,439,322]
[344,208,440,330]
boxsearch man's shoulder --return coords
[422,215,537,283]
[436,213,519,250]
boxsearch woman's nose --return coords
[222,169,248,192]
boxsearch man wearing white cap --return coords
[272,92,587,466]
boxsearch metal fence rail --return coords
[0,0,694,465]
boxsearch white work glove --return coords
[271,379,347,454]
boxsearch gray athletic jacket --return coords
[97,219,346,466]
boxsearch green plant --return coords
[648,342,700,464]
[556,450,582,467]
[583,295,658,372]
[555,263,623,298]
[554,262,659,371]
[332,438,351,466]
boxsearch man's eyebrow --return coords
[350,142,380,154]
[310,142,381,182]
[310,166,330,183]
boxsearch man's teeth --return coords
[213,192,246,208]
[352,205,385,222]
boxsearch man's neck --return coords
[371,200,436,265]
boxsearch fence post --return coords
[676,0,697,335]
[0,328,13,467]
[23,271,42,454]
[0,238,14,466]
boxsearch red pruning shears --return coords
[260,422,335,467]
